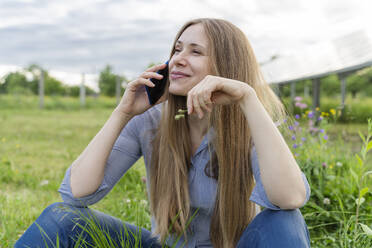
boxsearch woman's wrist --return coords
[239,87,258,110]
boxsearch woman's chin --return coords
[168,86,188,96]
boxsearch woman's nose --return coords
[172,51,187,66]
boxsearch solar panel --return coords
[260,30,372,84]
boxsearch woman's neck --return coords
[187,112,210,139]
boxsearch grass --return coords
[1,94,371,247]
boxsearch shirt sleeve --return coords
[58,114,143,207]
[249,146,311,210]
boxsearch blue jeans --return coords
[15,202,310,247]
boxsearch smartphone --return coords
[145,61,169,105]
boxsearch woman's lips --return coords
[170,74,189,80]
[170,71,190,80]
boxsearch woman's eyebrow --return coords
[176,40,206,50]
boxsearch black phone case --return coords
[145,61,169,105]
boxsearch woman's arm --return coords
[239,89,307,209]
[70,108,133,198]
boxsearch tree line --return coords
[278,67,372,98]
[1,63,371,98]
[0,64,127,97]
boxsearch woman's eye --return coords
[193,50,201,54]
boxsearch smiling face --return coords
[168,23,210,96]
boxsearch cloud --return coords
[0,0,371,88]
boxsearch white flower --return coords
[323,198,331,205]
[39,180,49,186]
[336,162,342,167]
[126,199,131,203]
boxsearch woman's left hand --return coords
[187,75,255,118]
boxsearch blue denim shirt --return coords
[59,103,311,247]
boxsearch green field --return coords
[0,95,371,247]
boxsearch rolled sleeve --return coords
[249,146,311,210]
[58,114,143,207]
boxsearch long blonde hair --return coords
[149,18,287,248]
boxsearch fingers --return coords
[141,71,164,80]
[146,63,167,72]
[129,77,155,89]
[187,89,213,119]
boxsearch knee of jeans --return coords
[39,202,86,230]
[247,208,307,234]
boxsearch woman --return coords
[16,18,311,248]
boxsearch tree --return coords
[1,71,32,95]
[98,65,127,97]
[98,65,117,96]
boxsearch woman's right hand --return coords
[115,63,168,118]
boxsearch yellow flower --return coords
[330,109,336,115]
[330,164,334,169]
[315,107,320,111]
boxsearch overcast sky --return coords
[0,0,371,91]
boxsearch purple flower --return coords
[294,96,302,102]
[294,121,299,126]
[295,153,299,157]
[295,114,300,119]
[301,137,306,142]
[283,118,288,123]
[295,102,302,107]
[289,125,294,130]
[299,103,308,109]
[317,116,323,121]
[291,135,296,140]
[293,144,298,149]
[323,135,328,140]
[322,162,327,168]
[320,129,325,133]
[308,112,314,118]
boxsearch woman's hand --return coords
[186,75,255,118]
[115,63,168,118]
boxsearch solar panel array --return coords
[260,30,372,84]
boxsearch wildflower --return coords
[330,109,336,115]
[294,121,299,126]
[141,176,147,183]
[315,107,320,111]
[329,164,334,169]
[308,112,314,118]
[323,135,328,140]
[39,180,49,186]
[288,125,294,130]
[283,118,288,123]
[317,116,323,121]
[291,135,296,140]
[322,162,327,168]
[295,102,302,107]
[336,162,342,167]
[295,114,300,119]
[319,129,325,133]
[126,199,131,203]
[293,144,298,149]
[323,198,331,205]
[175,109,187,120]
[294,153,299,157]
[299,103,308,109]
[294,96,302,102]
[301,137,306,142]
